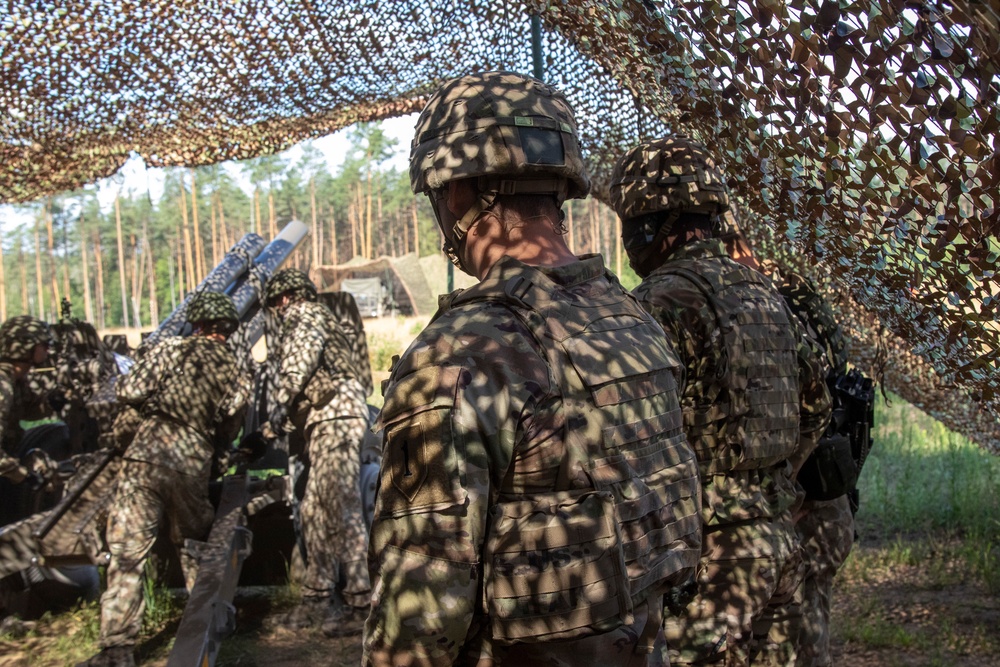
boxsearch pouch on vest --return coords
[797,433,857,501]
[484,489,631,644]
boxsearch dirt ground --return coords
[4,539,994,667]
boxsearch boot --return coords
[274,595,330,631]
[321,601,368,638]
[74,646,136,667]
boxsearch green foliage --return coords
[368,332,401,373]
[141,562,182,634]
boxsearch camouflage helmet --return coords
[186,291,239,327]
[0,315,51,362]
[265,268,317,305]
[410,71,591,201]
[610,135,729,224]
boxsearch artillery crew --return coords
[364,71,702,666]
[610,137,832,666]
[261,267,372,636]
[79,292,251,667]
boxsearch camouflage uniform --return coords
[0,362,50,482]
[365,255,702,667]
[0,315,53,484]
[773,270,855,667]
[268,296,371,608]
[97,333,250,649]
[366,71,702,667]
[610,138,831,667]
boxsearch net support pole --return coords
[531,14,544,80]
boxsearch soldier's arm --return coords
[270,311,325,428]
[364,307,530,667]
[115,339,169,406]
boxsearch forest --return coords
[0,122,628,330]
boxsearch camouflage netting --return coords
[2,1,998,449]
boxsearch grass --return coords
[831,391,1000,663]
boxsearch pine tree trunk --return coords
[254,188,261,236]
[17,240,29,316]
[167,240,177,311]
[190,170,206,283]
[45,204,61,315]
[80,214,94,323]
[218,196,229,252]
[34,221,45,319]
[210,193,219,266]
[180,189,196,293]
[268,191,276,239]
[129,234,143,329]
[144,224,158,325]
[94,230,106,329]
[330,206,338,266]
[310,178,318,268]
[113,197,130,328]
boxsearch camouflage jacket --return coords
[0,362,50,478]
[365,255,702,666]
[633,239,832,524]
[116,335,251,477]
[269,299,369,432]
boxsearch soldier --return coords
[79,292,250,667]
[609,137,832,667]
[260,268,372,636]
[364,71,702,667]
[0,315,54,484]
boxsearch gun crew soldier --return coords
[364,71,702,667]
[261,267,372,636]
[0,315,54,484]
[610,137,832,667]
[79,292,251,667]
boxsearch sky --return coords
[0,113,418,235]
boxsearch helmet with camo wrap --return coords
[410,71,591,270]
[265,268,317,307]
[0,315,52,362]
[610,135,728,223]
[610,136,729,276]
[186,291,239,335]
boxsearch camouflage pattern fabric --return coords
[97,334,250,648]
[98,460,216,648]
[769,268,856,667]
[268,298,370,603]
[297,416,369,606]
[792,495,854,667]
[632,238,831,666]
[0,361,51,481]
[365,254,702,667]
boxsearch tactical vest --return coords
[448,265,702,645]
[649,259,801,473]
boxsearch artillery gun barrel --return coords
[227,220,310,319]
[143,233,268,350]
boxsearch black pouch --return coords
[797,433,858,501]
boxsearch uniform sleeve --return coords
[363,307,534,667]
[215,369,253,448]
[116,341,168,407]
[271,310,324,425]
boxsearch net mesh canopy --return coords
[2,0,999,450]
